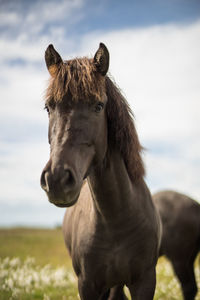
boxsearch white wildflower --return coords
[9,257,21,268]
[43,294,51,300]
[0,256,75,298]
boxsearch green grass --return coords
[0,287,78,300]
[0,227,72,268]
[0,227,200,299]
[0,228,78,299]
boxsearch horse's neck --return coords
[88,150,145,223]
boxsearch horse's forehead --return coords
[60,91,107,106]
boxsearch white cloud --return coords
[0,141,49,204]
[0,11,20,26]
[0,17,200,225]
[0,0,84,63]
[24,0,83,24]
[0,65,48,121]
[79,21,200,141]
[145,151,200,201]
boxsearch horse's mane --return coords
[105,77,145,182]
[45,58,145,182]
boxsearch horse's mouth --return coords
[47,190,80,208]
[53,202,74,208]
[50,197,78,207]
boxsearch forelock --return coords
[45,57,106,103]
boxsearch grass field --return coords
[0,228,199,299]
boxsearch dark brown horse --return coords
[40,43,161,300]
[153,190,200,300]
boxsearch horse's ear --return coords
[45,44,63,77]
[94,43,109,76]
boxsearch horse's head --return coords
[40,43,109,207]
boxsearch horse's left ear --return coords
[45,44,63,77]
[94,43,109,76]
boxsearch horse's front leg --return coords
[127,267,156,300]
[108,285,128,300]
[78,277,109,300]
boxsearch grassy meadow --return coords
[0,228,200,300]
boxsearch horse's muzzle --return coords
[40,164,81,207]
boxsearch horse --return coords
[40,42,161,300]
[153,190,200,300]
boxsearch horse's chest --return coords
[71,219,154,285]
[77,234,144,285]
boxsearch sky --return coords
[0,0,200,227]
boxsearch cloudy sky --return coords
[0,0,200,227]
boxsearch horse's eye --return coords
[95,102,104,113]
[44,105,50,114]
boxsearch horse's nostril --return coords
[61,169,75,188]
[40,170,46,188]
[40,170,50,192]
[41,166,76,194]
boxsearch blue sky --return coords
[0,0,200,227]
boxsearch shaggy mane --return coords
[45,57,145,182]
[46,58,105,102]
[105,77,145,182]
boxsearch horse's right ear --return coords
[94,43,109,76]
[45,44,63,77]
